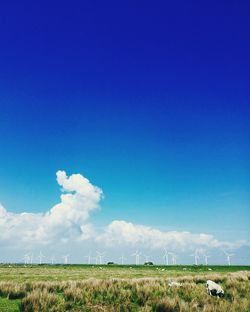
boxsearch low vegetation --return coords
[0,265,249,311]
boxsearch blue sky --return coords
[0,1,249,263]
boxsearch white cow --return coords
[206,280,224,298]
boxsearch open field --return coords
[0,265,249,311]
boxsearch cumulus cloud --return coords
[0,170,247,256]
[46,170,102,228]
[0,171,102,247]
[97,220,246,251]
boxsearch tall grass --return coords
[0,271,249,311]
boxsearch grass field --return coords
[0,264,249,311]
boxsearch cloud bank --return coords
[0,171,102,246]
[0,171,247,255]
[97,220,246,251]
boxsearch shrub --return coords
[153,298,179,312]
[20,289,62,312]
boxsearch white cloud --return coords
[46,170,102,228]
[0,170,102,247]
[97,220,246,251]
[0,170,247,259]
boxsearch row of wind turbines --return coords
[22,249,234,266]
[23,251,70,265]
[188,249,234,266]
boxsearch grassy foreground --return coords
[0,265,249,311]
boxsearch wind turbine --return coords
[29,253,33,265]
[223,250,234,266]
[96,251,105,264]
[190,250,199,265]
[119,254,126,265]
[62,255,69,265]
[131,251,141,265]
[84,253,92,264]
[169,252,177,265]
[23,254,30,265]
[204,254,210,266]
[144,254,150,262]
[51,255,56,265]
[163,249,170,265]
[38,251,45,265]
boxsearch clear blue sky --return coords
[0,1,249,243]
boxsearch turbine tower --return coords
[131,251,141,265]
[190,250,199,265]
[163,249,170,265]
[169,252,177,265]
[204,254,210,266]
[96,251,105,264]
[62,254,69,265]
[84,253,91,265]
[51,255,55,265]
[223,250,234,266]
[38,251,45,265]
[23,254,30,265]
[119,254,126,265]
[29,253,33,265]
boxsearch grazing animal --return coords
[206,280,224,298]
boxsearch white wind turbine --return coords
[51,255,56,265]
[62,254,70,265]
[119,254,126,265]
[29,253,34,265]
[223,250,234,266]
[190,250,199,265]
[94,256,98,265]
[131,251,141,265]
[84,253,92,265]
[23,254,30,265]
[144,254,150,262]
[169,252,177,265]
[38,251,45,265]
[204,254,210,266]
[96,251,105,264]
[163,249,170,265]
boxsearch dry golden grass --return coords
[0,268,249,311]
